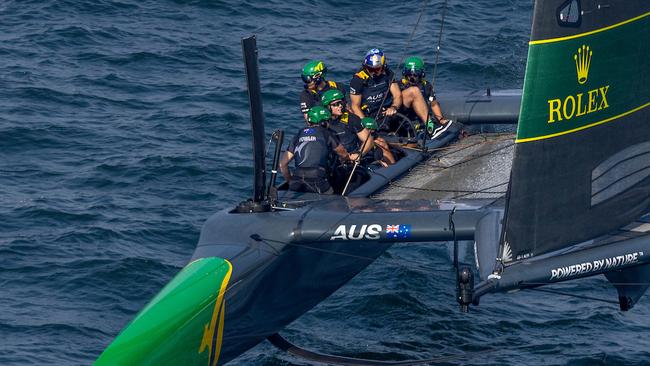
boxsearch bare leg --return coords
[374,137,396,165]
[431,100,449,124]
[401,86,430,123]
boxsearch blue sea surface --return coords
[1,0,649,365]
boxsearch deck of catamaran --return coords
[376,130,515,201]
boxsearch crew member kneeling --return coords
[280,106,357,194]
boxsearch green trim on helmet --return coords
[307,106,331,124]
[321,89,345,106]
[403,56,425,75]
[302,60,327,78]
[361,117,378,130]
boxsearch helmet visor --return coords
[302,72,322,84]
[364,65,384,75]
[403,69,424,78]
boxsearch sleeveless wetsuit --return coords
[349,68,396,117]
[327,112,364,153]
[286,125,339,194]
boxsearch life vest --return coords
[301,81,342,113]
[292,126,333,169]
[400,78,430,100]
[340,112,349,124]
[328,112,359,152]
[310,80,339,95]
[354,69,394,114]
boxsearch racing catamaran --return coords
[95,1,649,365]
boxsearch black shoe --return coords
[431,119,453,139]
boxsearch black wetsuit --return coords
[286,125,340,194]
[327,112,367,193]
[299,80,346,115]
[349,68,396,117]
[398,78,436,123]
[327,112,364,153]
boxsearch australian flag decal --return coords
[386,224,411,239]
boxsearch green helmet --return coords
[403,56,425,77]
[307,105,331,124]
[301,60,327,84]
[321,89,345,106]
[361,117,378,130]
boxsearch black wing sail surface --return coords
[466,0,650,310]
[501,0,650,263]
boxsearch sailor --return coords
[321,89,373,192]
[359,117,396,167]
[349,49,402,124]
[280,106,357,194]
[321,89,374,156]
[399,56,453,139]
[300,60,346,121]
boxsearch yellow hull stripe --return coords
[530,12,649,45]
[516,102,650,143]
[198,259,233,366]
[212,297,227,366]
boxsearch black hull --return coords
[194,196,496,364]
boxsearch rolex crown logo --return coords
[573,45,592,85]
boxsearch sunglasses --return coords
[404,70,424,78]
[329,101,344,107]
[301,72,322,84]
[365,65,384,75]
[404,70,424,80]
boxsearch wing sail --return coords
[501,0,650,263]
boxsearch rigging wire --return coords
[252,234,457,274]
[347,0,451,187]
[252,235,650,288]
[427,140,514,170]
[450,182,508,199]
[430,0,449,91]
[421,135,515,161]
[247,235,650,363]
[526,287,620,305]
[374,0,430,122]
[371,0,433,132]
[252,234,382,262]
[344,5,433,196]
[524,281,650,288]
[388,181,507,195]
[379,137,514,197]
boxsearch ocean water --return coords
[1,0,648,365]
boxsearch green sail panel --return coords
[501,1,650,263]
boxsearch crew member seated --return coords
[321,89,374,192]
[399,56,453,139]
[349,48,402,132]
[280,106,357,194]
[300,60,346,121]
[360,117,396,168]
[321,89,373,156]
